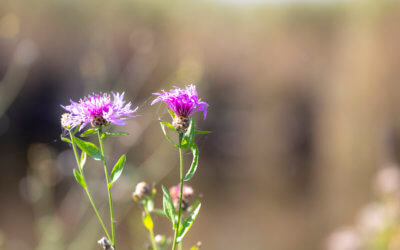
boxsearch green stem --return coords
[69,131,111,240]
[172,134,184,250]
[98,128,116,249]
[144,205,158,250]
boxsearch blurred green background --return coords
[2,0,400,249]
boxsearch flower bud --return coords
[133,181,151,202]
[61,113,71,129]
[169,184,194,211]
[172,115,190,133]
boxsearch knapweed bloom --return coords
[151,85,209,132]
[169,184,194,210]
[61,92,137,130]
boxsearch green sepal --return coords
[74,137,102,161]
[195,130,212,135]
[181,118,195,149]
[73,169,86,188]
[61,136,72,144]
[80,152,87,169]
[177,203,201,243]
[162,185,176,226]
[184,143,199,181]
[109,155,126,188]
[80,128,97,137]
[101,131,128,139]
[160,121,179,147]
[143,213,154,231]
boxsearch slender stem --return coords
[172,134,184,250]
[69,131,111,240]
[144,205,158,250]
[98,128,116,249]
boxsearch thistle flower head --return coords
[151,85,209,120]
[61,92,137,130]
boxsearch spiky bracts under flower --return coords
[151,85,209,120]
[61,92,137,130]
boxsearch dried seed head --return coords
[98,237,114,250]
[133,181,151,202]
[91,115,108,128]
[61,113,71,129]
[172,115,190,133]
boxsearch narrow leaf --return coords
[186,199,201,214]
[181,118,195,149]
[177,203,201,243]
[162,185,176,225]
[80,128,97,137]
[160,122,179,147]
[184,144,199,181]
[152,209,168,218]
[73,169,86,188]
[73,124,81,135]
[109,155,126,187]
[168,109,176,119]
[195,130,212,135]
[101,131,128,139]
[61,136,72,143]
[161,121,177,132]
[80,152,87,169]
[74,137,102,160]
[143,214,154,231]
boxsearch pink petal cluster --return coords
[61,92,137,130]
[151,85,209,119]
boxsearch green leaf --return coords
[61,136,72,143]
[101,131,128,139]
[143,214,154,231]
[152,209,168,218]
[74,137,102,161]
[162,185,176,225]
[161,121,177,132]
[160,122,179,147]
[73,169,86,188]
[195,130,212,135]
[168,109,176,119]
[181,118,195,149]
[177,203,201,243]
[73,124,81,135]
[109,155,126,187]
[80,128,97,137]
[80,152,87,169]
[186,199,201,213]
[184,144,199,181]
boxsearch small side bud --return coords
[133,181,151,202]
[61,113,71,129]
[169,184,194,211]
[98,237,114,250]
[172,115,190,133]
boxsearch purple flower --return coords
[61,92,137,130]
[151,85,209,120]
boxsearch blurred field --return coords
[2,0,400,249]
